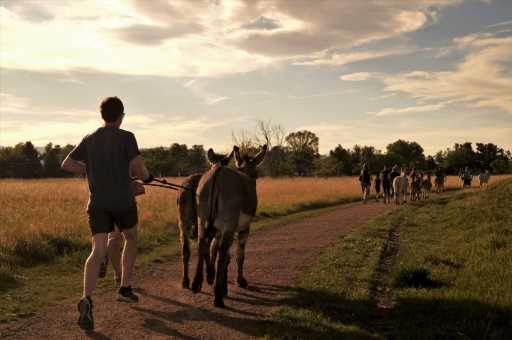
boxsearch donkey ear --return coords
[221,149,235,166]
[233,145,243,168]
[207,148,216,165]
[252,144,268,167]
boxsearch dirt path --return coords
[1,201,391,339]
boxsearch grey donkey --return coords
[191,144,267,307]
[176,149,234,289]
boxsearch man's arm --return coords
[61,154,86,174]
[130,155,151,181]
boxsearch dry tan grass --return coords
[0,175,509,253]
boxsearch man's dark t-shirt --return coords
[69,127,140,211]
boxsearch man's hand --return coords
[143,174,154,184]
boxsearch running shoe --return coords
[77,296,94,330]
[99,256,108,278]
[117,286,139,303]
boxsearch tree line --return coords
[1,124,510,179]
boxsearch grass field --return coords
[0,175,504,260]
[265,178,512,339]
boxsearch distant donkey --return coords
[479,170,491,189]
[176,149,234,289]
[192,144,267,308]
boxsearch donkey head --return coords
[233,144,267,179]
[207,148,234,167]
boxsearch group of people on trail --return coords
[359,164,444,205]
[61,97,154,330]
[359,164,398,204]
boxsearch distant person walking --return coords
[374,172,381,202]
[380,166,391,204]
[61,97,154,330]
[435,167,445,193]
[462,166,473,189]
[359,163,371,204]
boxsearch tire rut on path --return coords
[1,201,391,340]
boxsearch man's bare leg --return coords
[78,233,107,330]
[107,229,122,285]
[116,227,139,302]
[120,227,137,288]
[83,233,108,297]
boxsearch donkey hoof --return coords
[207,269,215,285]
[237,277,248,288]
[182,277,190,289]
[191,278,202,294]
[214,297,225,308]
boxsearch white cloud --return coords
[339,72,374,81]
[376,32,512,113]
[0,0,461,77]
[295,48,416,66]
[182,80,230,106]
[373,103,447,116]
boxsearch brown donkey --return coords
[191,144,267,307]
[176,149,234,289]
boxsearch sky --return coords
[0,0,511,155]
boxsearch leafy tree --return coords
[42,143,68,177]
[0,146,16,177]
[315,156,340,177]
[12,142,42,178]
[425,156,437,171]
[285,130,319,176]
[141,147,171,177]
[490,159,510,174]
[443,142,476,173]
[187,145,208,174]
[386,139,425,167]
[475,143,507,170]
[329,145,352,175]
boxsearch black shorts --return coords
[87,208,138,235]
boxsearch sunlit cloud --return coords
[0,0,460,77]
[380,34,512,113]
[373,103,448,116]
[339,72,375,81]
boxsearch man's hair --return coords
[100,97,124,123]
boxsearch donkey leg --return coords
[214,230,234,308]
[179,222,191,289]
[191,223,208,293]
[236,228,250,288]
[207,231,220,285]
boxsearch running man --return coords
[61,97,153,330]
[359,163,372,204]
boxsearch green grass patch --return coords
[265,180,512,339]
